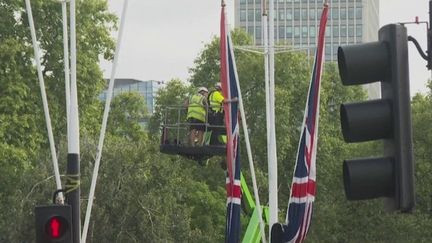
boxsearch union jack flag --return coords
[220,2,241,243]
[271,3,329,243]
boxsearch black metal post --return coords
[66,153,80,243]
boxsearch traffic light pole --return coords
[66,154,80,243]
[67,0,81,242]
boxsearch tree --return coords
[107,92,148,141]
[147,79,191,136]
[0,0,116,240]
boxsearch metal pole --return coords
[66,0,80,242]
[25,0,64,203]
[261,2,271,240]
[81,1,129,241]
[268,0,278,234]
[61,0,71,153]
[428,0,432,71]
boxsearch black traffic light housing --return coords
[338,24,415,212]
[35,205,72,243]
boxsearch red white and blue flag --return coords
[271,2,329,243]
[220,2,241,243]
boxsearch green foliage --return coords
[107,92,148,141]
[0,0,116,241]
[79,136,226,242]
[2,3,432,241]
[183,28,432,242]
[147,79,191,135]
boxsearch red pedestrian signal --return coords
[35,205,72,243]
[46,216,68,239]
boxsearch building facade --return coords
[234,0,380,96]
[100,78,163,114]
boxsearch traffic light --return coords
[337,24,415,212]
[35,205,72,243]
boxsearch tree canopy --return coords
[1,1,432,242]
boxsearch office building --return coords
[235,0,380,97]
[100,78,163,114]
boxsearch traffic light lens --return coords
[50,217,61,238]
[46,216,67,239]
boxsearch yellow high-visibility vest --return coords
[209,90,224,113]
[187,94,206,122]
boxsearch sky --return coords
[100,0,431,96]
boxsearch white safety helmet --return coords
[215,82,222,89]
[198,87,208,93]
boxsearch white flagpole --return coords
[263,0,271,192]
[81,1,129,242]
[61,0,71,157]
[69,0,79,156]
[24,0,63,203]
[268,0,278,234]
[67,0,81,242]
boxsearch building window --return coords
[348,7,354,19]
[310,26,316,37]
[279,0,284,3]
[256,26,262,39]
[356,25,362,37]
[340,7,346,19]
[286,26,293,38]
[255,9,261,21]
[248,26,254,36]
[333,44,339,55]
[348,25,354,37]
[240,0,246,3]
[248,0,254,4]
[333,26,339,37]
[286,9,292,20]
[309,9,315,20]
[294,9,300,20]
[248,10,254,21]
[326,27,331,37]
[340,25,347,37]
[240,10,246,21]
[302,26,308,37]
[332,8,339,20]
[310,36,316,44]
[356,7,362,19]
[294,26,300,37]
[279,9,285,20]
[302,9,307,20]
[325,44,331,56]
[279,26,285,39]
